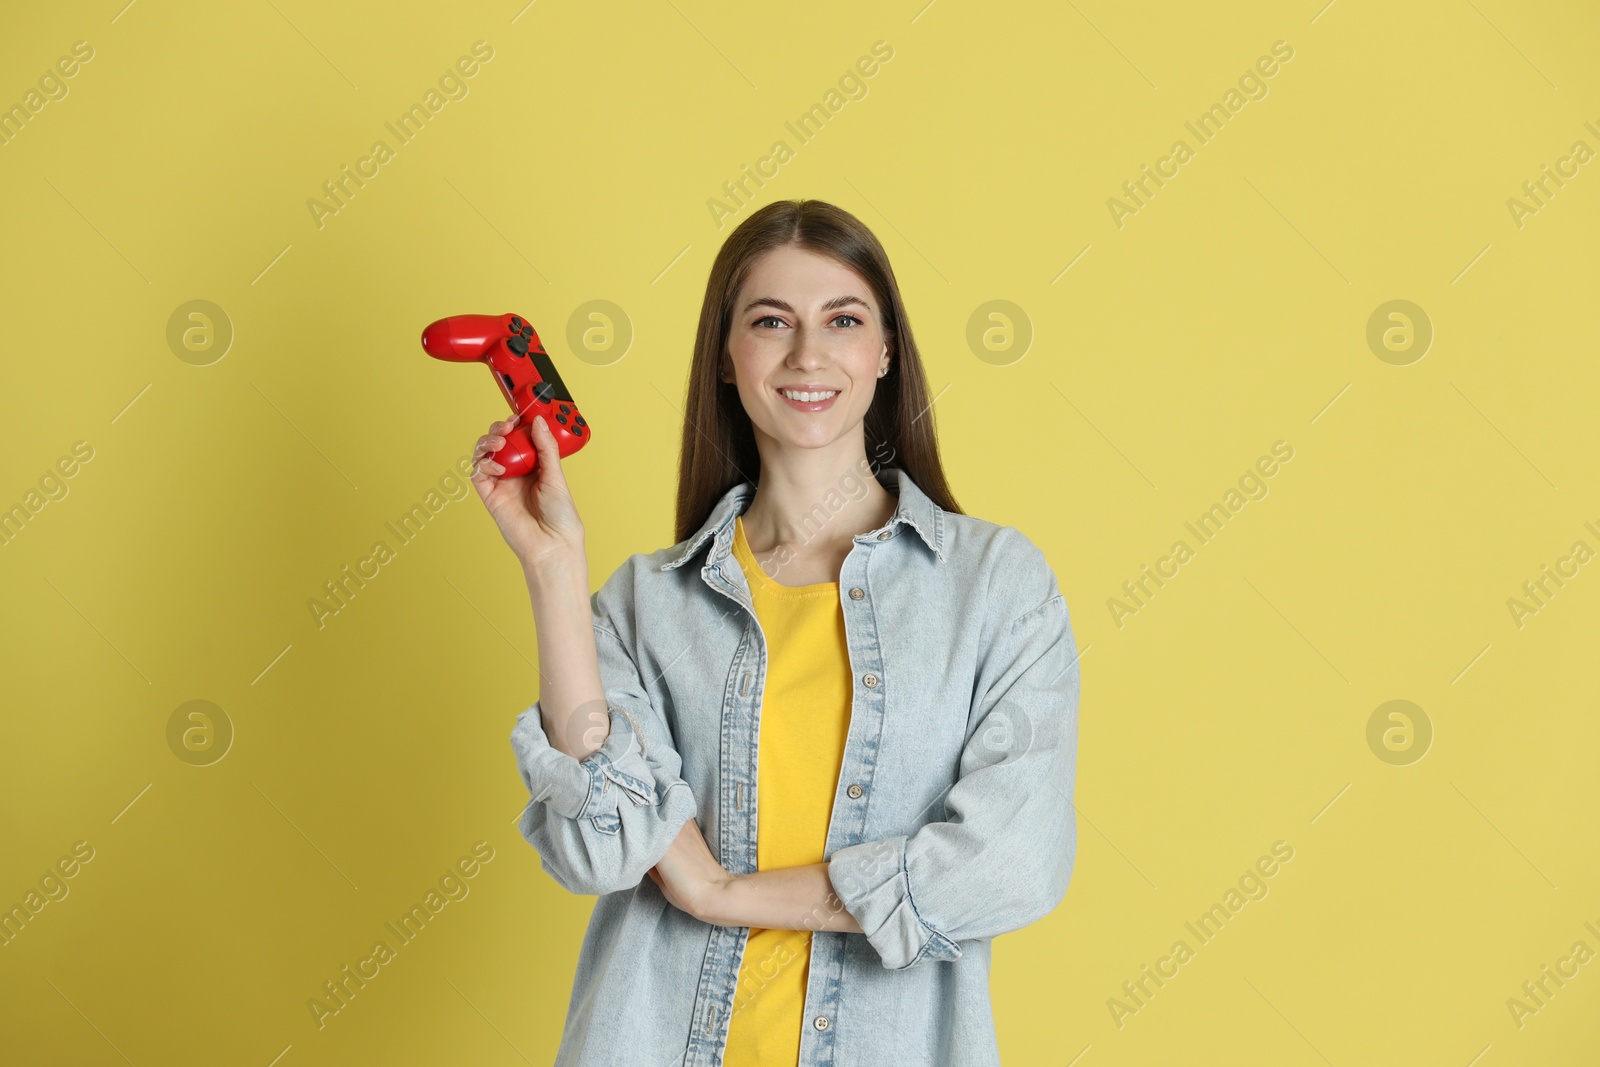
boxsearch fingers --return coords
[473,432,506,462]
[470,439,503,479]
[470,422,515,483]
[477,414,521,453]
[472,415,520,481]
[528,415,566,486]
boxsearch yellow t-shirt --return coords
[721,515,853,1067]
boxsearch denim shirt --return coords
[511,466,1081,1067]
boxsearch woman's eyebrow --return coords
[742,295,871,314]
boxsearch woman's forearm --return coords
[700,863,864,934]
[524,552,611,761]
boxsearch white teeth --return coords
[780,389,838,402]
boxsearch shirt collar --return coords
[660,465,946,571]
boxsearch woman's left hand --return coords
[647,818,733,922]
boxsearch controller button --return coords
[575,415,586,427]
[559,404,571,415]
[572,425,584,436]
[521,326,534,338]
[507,335,530,356]
[556,414,568,425]
[510,317,523,331]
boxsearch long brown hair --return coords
[673,199,962,545]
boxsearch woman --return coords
[480,199,1081,1066]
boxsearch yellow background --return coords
[2,0,1597,1063]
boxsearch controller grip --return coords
[491,428,538,478]
[421,315,503,361]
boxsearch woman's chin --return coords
[764,428,843,453]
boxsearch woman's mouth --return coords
[777,387,840,412]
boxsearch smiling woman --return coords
[675,200,954,548]
[493,199,1081,1067]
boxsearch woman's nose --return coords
[786,329,828,368]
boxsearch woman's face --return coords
[722,244,890,456]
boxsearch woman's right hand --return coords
[470,413,586,571]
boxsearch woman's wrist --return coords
[690,868,741,926]
[692,865,860,933]
[523,547,589,592]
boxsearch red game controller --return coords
[420,312,591,478]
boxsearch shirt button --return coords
[813,1015,830,1031]
[848,587,865,600]
[876,530,891,541]
[847,783,863,799]
[863,673,878,688]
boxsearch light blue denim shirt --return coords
[511,465,1081,1066]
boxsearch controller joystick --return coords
[420,312,591,478]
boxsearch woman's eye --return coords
[752,313,863,328]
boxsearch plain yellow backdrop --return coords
[2,0,1597,1064]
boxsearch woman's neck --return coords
[739,451,897,559]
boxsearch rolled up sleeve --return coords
[828,551,1081,970]
[511,618,698,897]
